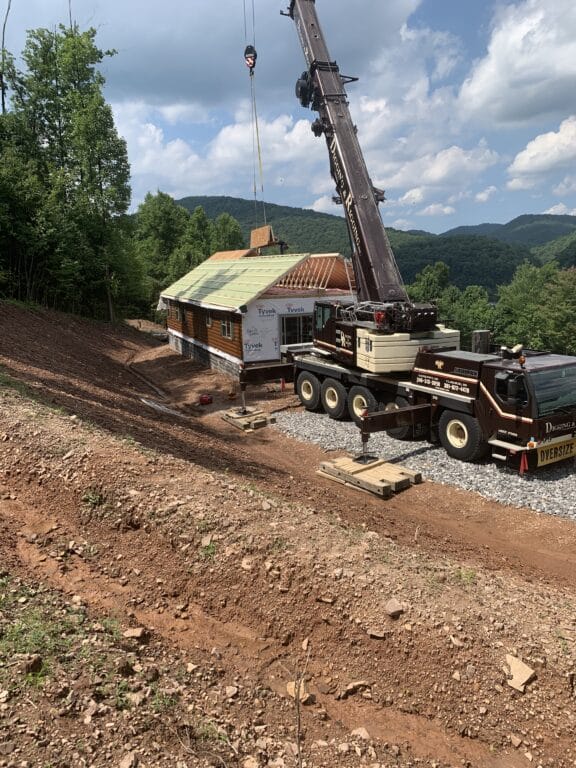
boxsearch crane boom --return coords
[283,0,437,332]
[284,0,407,303]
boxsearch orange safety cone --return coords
[519,451,528,476]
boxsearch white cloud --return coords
[156,104,211,126]
[399,188,425,206]
[543,203,576,215]
[391,218,416,231]
[459,0,576,124]
[475,185,498,203]
[419,204,456,217]
[386,143,499,192]
[507,116,576,190]
[113,100,326,207]
[554,176,576,196]
[309,196,342,215]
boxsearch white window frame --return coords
[221,318,233,339]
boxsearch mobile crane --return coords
[278,0,576,471]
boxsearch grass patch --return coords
[199,542,217,560]
[0,366,35,399]
[0,608,76,657]
[82,487,105,508]
[454,567,477,585]
[151,687,178,713]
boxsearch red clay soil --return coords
[1,301,575,768]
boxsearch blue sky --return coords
[5,0,576,233]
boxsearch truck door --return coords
[478,367,534,441]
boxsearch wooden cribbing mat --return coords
[318,455,422,498]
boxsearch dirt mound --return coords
[1,301,576,767]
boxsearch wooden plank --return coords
[221,409,276,432]
[316,470,391,498]
[318,454,424,497]
[317,467,393,498]
[328,456,390,476]
[320,459,409,492]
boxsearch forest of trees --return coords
[1,21,575,354]
[0,24,244,319]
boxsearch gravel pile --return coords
[274,410,576,519]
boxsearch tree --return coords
[1,23,135,318]
[132,191,190,308]
[537,268,576,354]
[494,261,558,349]
[407,261,450,302]
[440,285,495,349]
[167,206,213,283]
[1,0,13,115]
[210,212,244,253]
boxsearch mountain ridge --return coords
[177,195,576,249]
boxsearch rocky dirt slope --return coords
[1,302,575,768]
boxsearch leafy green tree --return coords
[210,212,244,253]
[494,261,558,349]
[537,268,576,354]
[167,206,213,283]
[440,285,495,349]
[407,261,450,302]
[132,191,190,308]
[1,23,135,318]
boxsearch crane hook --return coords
[244,44,257,76]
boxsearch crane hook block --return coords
[244,45,257,75]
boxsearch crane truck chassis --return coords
[235,1,576,474]
[289,342,576,472]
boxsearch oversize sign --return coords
[537,437,576,466]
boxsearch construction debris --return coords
[221,408,276,432]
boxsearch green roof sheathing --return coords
[161,254,309,311]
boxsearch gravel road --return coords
[274,410,576,519]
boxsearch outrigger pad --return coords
[250,225,278,250]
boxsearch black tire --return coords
[381,395,428,441]
[296,371,321,411]
[438,410,489,462]
[348,386,379,426]
[320,378,349,420]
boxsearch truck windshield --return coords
[530,364,576,417]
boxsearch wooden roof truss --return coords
[276,255,353,291]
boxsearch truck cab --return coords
[410,349,576,468]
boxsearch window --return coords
[206,311,212,327]
[281,314,313,345]
[315,304,332,332]
[221,318,233,339]
[169,302,182,322]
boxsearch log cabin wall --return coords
[166,300,243,376]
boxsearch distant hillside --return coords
[394,235,534,298]
[532,230,576,268]
[177,195,418,255]
[442,214,576,246]
[177,196,553,296]
[177,195,351,254]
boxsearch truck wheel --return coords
[438,411,488,462]
[348,386,379,426]
[383,396,411,440]
[382,395,428,441]
[296,371,321,411]
[321,378,349,420]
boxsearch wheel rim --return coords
[351,394,367,418]
[325,387,339,409]
[301,380,314,402]
[446,419,468,449]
